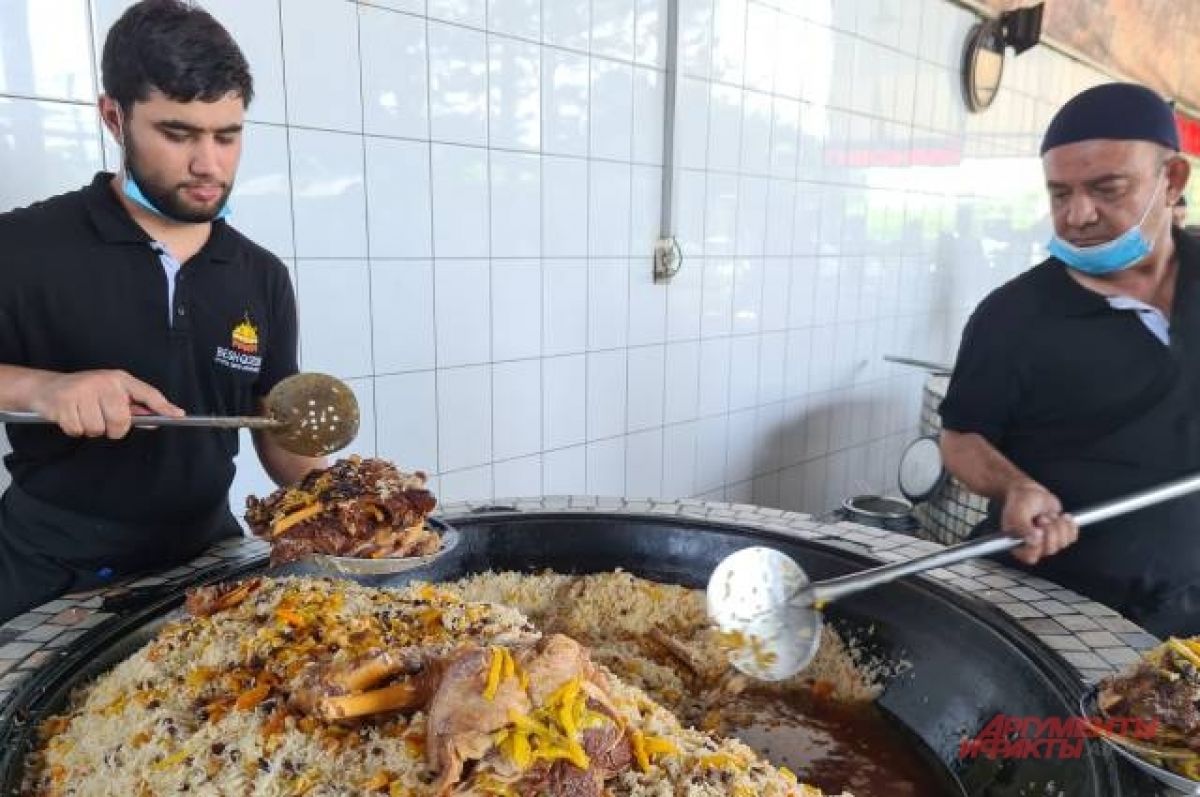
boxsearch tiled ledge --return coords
[0,497,1159,719]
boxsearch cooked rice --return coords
[24,575,851,797]
[450,570,882,712]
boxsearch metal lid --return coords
[898,436,947,502]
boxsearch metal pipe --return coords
[658,0,679,239]
[883,354,954,373]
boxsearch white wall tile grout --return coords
[537,0,547,496]
[355,3,380,457]
[274,0,304,373]
[485,0,495,499]
[422,0,444,491]
[623,0,639,497]
[581,0,592,494]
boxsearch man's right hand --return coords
[28,370,184,439]
[1001,481,1080,565]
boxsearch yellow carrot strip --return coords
[643,735,679,756]
[235,683,271,711]
[508,710,554,737]
[275,606,307,628]
[362,771,391,791]
[152,749,190,771]
[1168,638,1200,669]
[484,648,504,700]
[564,738,590,769]
[630,730,650,772]
[271,502,323,536]
[512,731,532,769]
[557,680,581,737]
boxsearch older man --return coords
[939,83,1200,637]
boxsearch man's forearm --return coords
[940,430,1037,501]
[0,365,55,412]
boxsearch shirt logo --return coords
[231,317,259,355]
[215,313,263,374]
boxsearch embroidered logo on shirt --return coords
[215,314,263,374]
[231,316,259,355]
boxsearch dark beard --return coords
[124,137,232,224]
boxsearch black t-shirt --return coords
[0,173,298,533]
[940,230,1200,633]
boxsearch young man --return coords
[0,0,322,622]
[940,83,1200,637]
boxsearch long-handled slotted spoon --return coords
[0,372,359,457]
[707,471,1200,681]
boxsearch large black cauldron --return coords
[0,510,1156,795]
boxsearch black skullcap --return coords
[1041,82,1179,155]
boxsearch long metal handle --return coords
[813,471,1200,604]
[0,411,281,430]
[883,354,954,374]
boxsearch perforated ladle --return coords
[0,372,359,457]
[707,472,1200,681]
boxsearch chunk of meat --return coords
[546,763,603,797]
[245,457,439,564]
[288,648,444,719]
[318,680,427,720]
[185,579,262,617]
[581,724,633,774]
[268,526,350,565]
[1100,659,1200,735]
[515,725,634,797]
[326,650,406,692]
[286,634,632,796]
[428,647,533,795]
[518,635,599,707]
[647,627,709,677]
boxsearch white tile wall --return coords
[0,0,1113,515]
[428,21,488,146]
[488,0,539,41]
[281,0,361,132]
[0,0,95,103]
[489,36,541,152]
[360,6,429,139]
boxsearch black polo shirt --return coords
[0,173,298,540]
[940,229,1200,634]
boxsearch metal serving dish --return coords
[303,517,461,575]
[0,510,1160,795]
[1080,684,1200,795]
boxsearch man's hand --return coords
[1001,481,1079,565]
[28,370,184,439]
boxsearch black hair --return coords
[1176,195,1188,207]
[101,0,253,112]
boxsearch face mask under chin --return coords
[116,111,232,224]
[1047,176,1167,276]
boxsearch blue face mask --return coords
[117,110,232,222]
[121,173,232,222]
[1047,176,1165,275]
